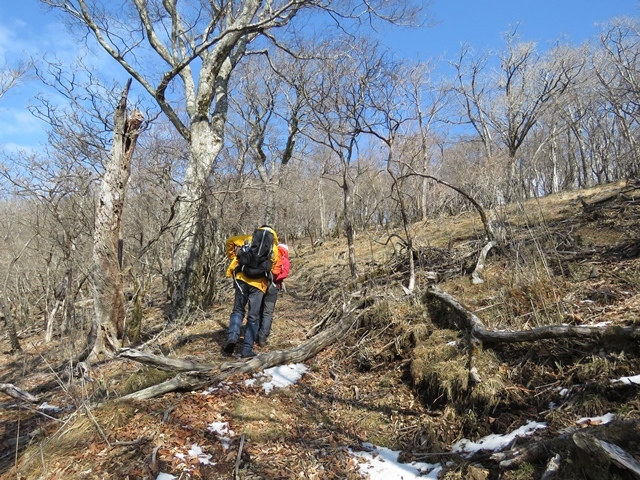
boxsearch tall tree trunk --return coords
[91,79,143,360]
[1,235,35,352]
[343,180,357,277]
[170,47,241,315]
[170,118,225,314]
[318,183,326,240]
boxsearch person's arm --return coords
[226,235,250,259]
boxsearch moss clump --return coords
[411,331,512,409]
[411,330,469,406]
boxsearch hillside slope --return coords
[1,180,639,480]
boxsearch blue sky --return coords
[0,0,638,154]
[383,0,639,59]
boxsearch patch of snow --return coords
[446,341,457,346]
[187,444,214,465]
[174,443,215,472]
[156,473,177,480]
[612,374,640,385]
[577,413,615,425]
[452,421,547,455]
[207,421,235,450]
[251,363,309,394]
[349,445,442,479]
[590,321,612,327]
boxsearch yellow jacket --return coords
[225,227,279,293]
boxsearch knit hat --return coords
[278,243,288,252]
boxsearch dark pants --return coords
[228,279,264,356]
[258,283,279,343]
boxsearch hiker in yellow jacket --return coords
[223,226,279,358]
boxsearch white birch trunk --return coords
[44,298,63,343]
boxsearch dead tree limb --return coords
[573,432,640,479]
[427,286,640,344]
[489,420,640,471]
[471,240,496,285]
[0,383,39,403]
[400,171,498,244]
[118,349,216,372]
[118,300,365,401]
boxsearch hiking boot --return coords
[256,336,267,347]
[241,351,257,359]
[223,340,236,354]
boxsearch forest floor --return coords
[1,179,640,480]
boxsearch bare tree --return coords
[364,57,421,291]
[407,61,448,222]
[452,45,496,162]
[0,60,34,351]
[24,59,151,347]
[453,31,584,201]
[595,17,640,179]
[42,0,426,314]
[0,236,36,352]
[228,52,307,226]
[305,40,387,277]
[1,148,96,346]
[0,60,32,101]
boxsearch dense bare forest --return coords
[1,1,640,479]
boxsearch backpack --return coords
[273,244,290,284]
[235,228,275,279]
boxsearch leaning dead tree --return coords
[117,298,367,401]
[85,79,144,362]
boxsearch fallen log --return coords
[0,383,39,403]
[118,349,215,372]
[118,299,365,401]
[427,285,640,344]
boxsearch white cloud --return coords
[0,106,48,155]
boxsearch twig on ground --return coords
[234,434,245,480]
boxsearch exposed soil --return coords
[1,180,639,479]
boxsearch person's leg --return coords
[258,283,279,346]
[241,285,264,357]
[225,280,249,353]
